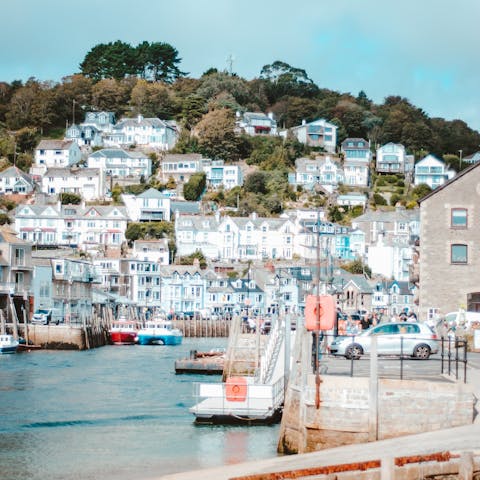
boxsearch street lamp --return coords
[459,150,463,170]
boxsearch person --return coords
[346,315,359,335]
[408,311,417,322]
[399,309,408,321]
[360,313,370,331]
[390,312,399,323]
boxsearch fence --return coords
[315,333,468,383]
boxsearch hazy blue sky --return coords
[3,0,479,131]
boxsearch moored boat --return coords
[109,317,141,345]
[0,334,19,354]
[136,318,183,346]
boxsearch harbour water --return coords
[0,338,280,480]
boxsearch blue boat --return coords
[136,319,183,346]
[0,334,19,354]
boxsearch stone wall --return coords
[279,373,476,454]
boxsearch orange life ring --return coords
[305,294,336,331]
[225,376,248,402]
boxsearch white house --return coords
[132,239,170,265]
[122,187,171,222]
[175,212,295,261]
[414,154,455,189]
[32,140,82,177]
[203,160,243,189]
[14,203,129,250]
[341,138,371,187]
[103,115,179,150]
[291,155,344,192]
[337,193,367,209]
[159,153,204,183]
[41,167,105,201]
[87,148,152,178]
[289,119,337,153]
[236,112,277,136]
[376,143,408,174]
[0,166,35,194]
[65,123,103,148]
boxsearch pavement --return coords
[155,353,480,480]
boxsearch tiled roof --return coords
[37,139,75,150]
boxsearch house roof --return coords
[171,201,201,215]
[89,148,147,160]
[114,116,174,130]
[0,166,34,184]
[44,167,100,177]
[137,188,169,199]
[37,139,75,150]
[162,153,204,163]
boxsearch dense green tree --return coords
[179,249,207,269]
[341,258,371,277]
[180,94,207,128]
[183,172,206,201]
[259,61,319,102]
[80,41,137,81]
[244,171,268,194]
[411,183,432,200]
[129,79,178,118]
[195,109,240,160]
[59,193,82,204]
[197,71,251,106]
[136,41,186,83]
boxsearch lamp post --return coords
[459,149,463,170]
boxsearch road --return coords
[318,351,478,382]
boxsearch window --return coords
[451,244,467,264]
[451,208,467,228]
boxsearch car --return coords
[329,322,439,360]
[31,309,53,325]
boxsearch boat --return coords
[109,317,141,345]
[0,334,19,354]
[136,318,183,346]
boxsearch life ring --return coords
[225,376,248,402]
[305,294,335,331]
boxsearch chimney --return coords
[302,119,306,126]
[137,114,143,124]
[267,112,274,120]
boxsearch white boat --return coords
[136,318,183,346]
[0,334,19,354]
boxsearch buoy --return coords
[305,294,335,331]
[225,376,248,402]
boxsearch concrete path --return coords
[156,354,480,480]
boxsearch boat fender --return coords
[225,376,248,402]
[305,294,336,331]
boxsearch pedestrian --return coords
[360,313,370,331]
[408,311,417,322]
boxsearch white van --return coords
[444,311,480,329]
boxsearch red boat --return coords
[109,317,141,345]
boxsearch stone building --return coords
[418,162,480,322]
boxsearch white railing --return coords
[257,316,284,384]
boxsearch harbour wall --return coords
[278,331,476,454]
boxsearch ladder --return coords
[257,316,284,384]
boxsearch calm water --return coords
[0,339,280,480]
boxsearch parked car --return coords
[31,309,53,325]
[329,322,439,360]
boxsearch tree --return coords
[135,41,185,83]
[411,183,432,200]
[244,171,268,194]
[183,172,206,201]
[259,61,319,102]
[341,258,371,278]
[80,41,185,83]
[129,79,178,118]
[195,109,240,160]
[59,192,82,204]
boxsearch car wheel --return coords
[345,344,363,360]
[413,344,431,359]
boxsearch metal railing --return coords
[315,333,468,383]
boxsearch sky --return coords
[2,0,480,132]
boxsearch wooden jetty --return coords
[175,349,225,375]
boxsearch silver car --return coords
[329,322,439,360]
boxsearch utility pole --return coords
[226,54,235,75]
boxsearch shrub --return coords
[373,193,387,205]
